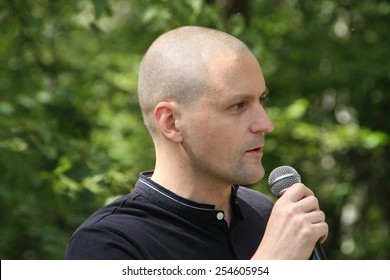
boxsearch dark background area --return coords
[1,0,389,259]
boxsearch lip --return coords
[245,146,263,157]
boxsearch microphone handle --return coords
[310,241,327,260]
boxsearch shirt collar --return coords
[135,171,243,222]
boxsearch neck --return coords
[151,148,233,224]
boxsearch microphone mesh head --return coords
[268,166,301,197]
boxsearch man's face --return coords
[179,52,274,186]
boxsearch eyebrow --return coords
[260,88,269,101]
[227,88,269,103]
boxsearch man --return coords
[65,26,328,259]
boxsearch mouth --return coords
[245,146,263,156]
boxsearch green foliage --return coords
[1,0,389,259]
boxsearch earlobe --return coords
[154,101,183,142]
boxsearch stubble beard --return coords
[230,159,264,186]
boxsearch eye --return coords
[233,101,245,110]
[259,94,269,105]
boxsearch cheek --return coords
[182,110,240,158]
[191,123,237,157]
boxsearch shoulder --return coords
[65,193,156,259]
[236,186,274,219]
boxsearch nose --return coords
[249,104,274,134]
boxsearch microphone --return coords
[268,165,327,260]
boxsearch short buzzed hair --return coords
[137,26,250,137]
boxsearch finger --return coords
[319,234,328,244]
[305,209,325,224]
[295,195,320,213]
[314,221,328,244]
[282,183,314,202]
[305,210,328,244]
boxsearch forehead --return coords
[202,52,266,103]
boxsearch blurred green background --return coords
[1,0,389,260]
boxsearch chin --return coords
[234,169,264,186]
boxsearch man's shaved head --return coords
[137,26,251,137]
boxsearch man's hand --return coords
[251,183,328,259]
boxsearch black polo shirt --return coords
[65,171,274,259]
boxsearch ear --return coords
[154,101,183,142]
